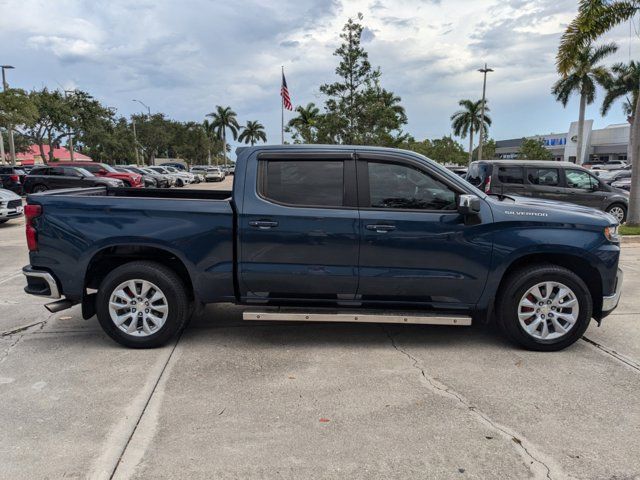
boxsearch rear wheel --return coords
[606,203,627,223]
[175,178,184,187]
[497,264,592,351]
[96,261,190,348]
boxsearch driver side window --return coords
[367,161,457,210]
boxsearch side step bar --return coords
[243,309,471,326]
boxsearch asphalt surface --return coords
[1,178,639,479]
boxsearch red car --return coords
[55,162,143,188]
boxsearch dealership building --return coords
[495,120,630,164]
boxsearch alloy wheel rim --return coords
[609,206,625,222]
[518,281,579,341]
[108,279,169,337]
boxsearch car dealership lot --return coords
[1,192,639,479]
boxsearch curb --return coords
[621,235,640,244]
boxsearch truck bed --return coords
[29,186,233,201]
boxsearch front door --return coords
[239,152,360,302]
[356,154,492,307]
[563,168,603,208]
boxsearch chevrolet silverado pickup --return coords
[22,145,623,351]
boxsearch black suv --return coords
[467,160,629,222]
[0,165,27,194]
[23,166,123,193]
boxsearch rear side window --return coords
[466,163,488,187]
[527,168,559,186]
[497,166,524,184]
[566,169,598,190]
[82,165,101,173]
[261,160,344,207]
[30,167,49,176]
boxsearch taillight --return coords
[25,204,42,252]
[484,175,492,193]
[10,174,20,183]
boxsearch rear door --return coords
[356,153,492,306]
[525,166,563,201]
[239,151,360,301]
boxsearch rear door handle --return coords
[365,224,396,233]
[249,220,279,229]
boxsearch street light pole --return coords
[1,65,17,166]
[133,99,151,117]
[477,63,493,162]
[132,99,152,164]
[63,90,76,162]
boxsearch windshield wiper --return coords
[487,193,516,201]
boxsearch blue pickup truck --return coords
[22,145,623,351]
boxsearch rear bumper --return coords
[602,268,623,313]
[22,265,61,299]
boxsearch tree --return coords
[404,135,468,165]
[205,106,239,166]
[78,116,136,164]
[286,103,321,143]
[317,15,407,145]
[473,137,497,160]
[0,88,37,164]
[238,120,267,146]
[552,42,616,164]
[518,138,553,160]
[450,99,491,164]
[557,0,640,224]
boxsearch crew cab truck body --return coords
[22,145,623,351]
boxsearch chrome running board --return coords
[242,309,471,326]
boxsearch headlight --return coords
[604,225,620,243]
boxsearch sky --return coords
[0,0,637,157]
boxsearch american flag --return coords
[281,71,292,111]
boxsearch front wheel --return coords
[175,178,184,187]
[606,203,627,223]
[96,261,190,348]
[497,264,592,351]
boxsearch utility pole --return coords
[477,63,493,161]
[1,65,16,166]
[132,99,152,164]
[0,129,5,165]
[132,118,140,165]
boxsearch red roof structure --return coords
[15,145,93,165]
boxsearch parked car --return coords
[191,166,225,182]
[55,161,143,188]
[594,168,631,185]
[466,160,629,222]
[159,162,187,171]
[164,166,196,184]
[0,165,25,194]
[611,178,631,192]
[0,187,23,223]
[138,167,174,187]
[147,166,191,187]
[23,166,124,193]
[23,145,622,352]
[122,166,171,188]
[586,160,628,171]
[115,167,155,187]
[447,166,468,178]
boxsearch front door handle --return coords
[365,224,396,233]
[249,220,279,230]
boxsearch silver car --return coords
[0,187,24,224]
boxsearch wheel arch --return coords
[495,253,603,320]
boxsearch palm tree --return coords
[238,120,267,146]
[601,61,640,161]
[288,103,321,143]
[450,99,491,164]
[205,106,239,167]
[557,0,640,224]
[552,42,616,165]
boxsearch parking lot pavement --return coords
[1,216,639,479]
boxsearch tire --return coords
[0,219,8,224]
[32,184,48,193]
[175,178,184,187]
[95,261,190,348]
[606,203,627,223]
[496,264,592,351]
[122,181,132,188]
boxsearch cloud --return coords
[0,0,633,153]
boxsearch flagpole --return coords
[281,66,284,144]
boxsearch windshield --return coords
[97,163,118,173]
[150,167,167,174]
[165,167,178,173]
[76,167,94,177]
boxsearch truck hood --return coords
[487,194,617,226]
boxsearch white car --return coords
[163,166,196,185]
[147,166,193,187]
[0,187,23,224]
[191,166,225,182]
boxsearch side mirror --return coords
[458,194,481,215]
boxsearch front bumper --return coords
[602,268,623,312]
[23,265,61,299]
